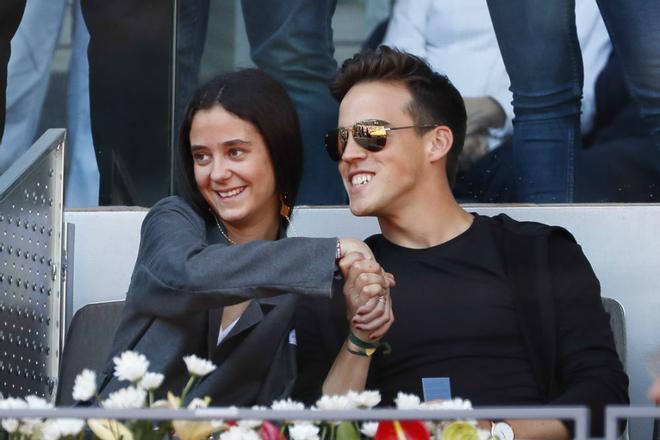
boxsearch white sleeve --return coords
[382,0,433,58]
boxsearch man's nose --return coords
[341,134,367,162]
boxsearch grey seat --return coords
[601,297,626,368]
[601,297,629,440]
[55,301,125,406]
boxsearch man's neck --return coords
[378,186,473,249]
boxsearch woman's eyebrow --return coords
[190,139,250,151]
[222,138,250,146]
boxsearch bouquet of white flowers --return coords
[0,351,497,440]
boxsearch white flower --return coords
[113,351,150,382]
[187,397,211,409]
[394,392,421,409]
[0,397,27,433]
[421,397,472,410]
[315,394,357,410]
[139,372,164,391]
[237,419,263,429]
[19,396,53,435]
[41,418,85,440]
[72,368,97,401]
[347,390,381,408]
[271,398,305,411]
[102,386,147,409]
[289,422,320,440]
[360,422,379,438]
[219,425,261,440]
[183,354,217,377]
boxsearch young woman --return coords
[96,69,393,406]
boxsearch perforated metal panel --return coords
[0,129,66,399]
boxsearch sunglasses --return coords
[324,119,439,161]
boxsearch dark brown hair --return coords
[176,69,303,224]
[331,46,467,185]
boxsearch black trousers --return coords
[81,0,174,206]
[0,0,26,143]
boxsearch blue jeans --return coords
[241,0,345,205]
[487,0,660,203]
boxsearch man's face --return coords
[338,81,428,217]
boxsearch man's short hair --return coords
[330,46,467,185]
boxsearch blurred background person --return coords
[241,0,345,205]
[0,0,98,207]
[383,0,658,202]
[0,0,25,143]
[485,0,660,202]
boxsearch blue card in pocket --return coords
[422,377,452,401]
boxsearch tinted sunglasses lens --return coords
[324,128,342,161]
[354,124,387,152]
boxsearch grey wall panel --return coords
[0,129,66,399]
[64,204,660,438]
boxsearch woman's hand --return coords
[338,237,375,268]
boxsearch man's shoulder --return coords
[484,213,577,244]
[364,233,384,248]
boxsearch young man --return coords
[294,47,628,439]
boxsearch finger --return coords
[354,296,386,322]
[359,282,387,301]
[355,296,380,316]
[368,310,394,340]
[338,252,364,275]
[347,259,383,278]
[355,309,391,331]
[384,272,396,287]
[353,272,388,292]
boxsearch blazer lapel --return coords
[207,307,222,357]
[221,300,265,344]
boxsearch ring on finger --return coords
[378,296,387,304]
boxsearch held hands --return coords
[337,245,395,343]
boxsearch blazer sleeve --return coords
[126,197,338,319]
[547,234,629,434]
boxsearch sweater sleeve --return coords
[547,234,629,436]
[126,197,338,318]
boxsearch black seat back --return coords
[55,301,124,405]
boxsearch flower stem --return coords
[180,375,197,403]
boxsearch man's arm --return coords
[322,255,394,395]
[548,235,629,436]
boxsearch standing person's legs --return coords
[81,0,173,206]
[596,0,660,161]
[0,0,26,144]
[486,0,583,203]
[174,0,209,132]
[0,0,66,174]
[241,0,345,205]
[65,0,98,208]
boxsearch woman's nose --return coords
[210,158,232,181]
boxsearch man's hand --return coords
[339,253,395,342]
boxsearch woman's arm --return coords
[128,197,339,318]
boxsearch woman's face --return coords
[190,105,279,231]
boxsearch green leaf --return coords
[335,421,360,440]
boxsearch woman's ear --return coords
[426,125,454,163]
